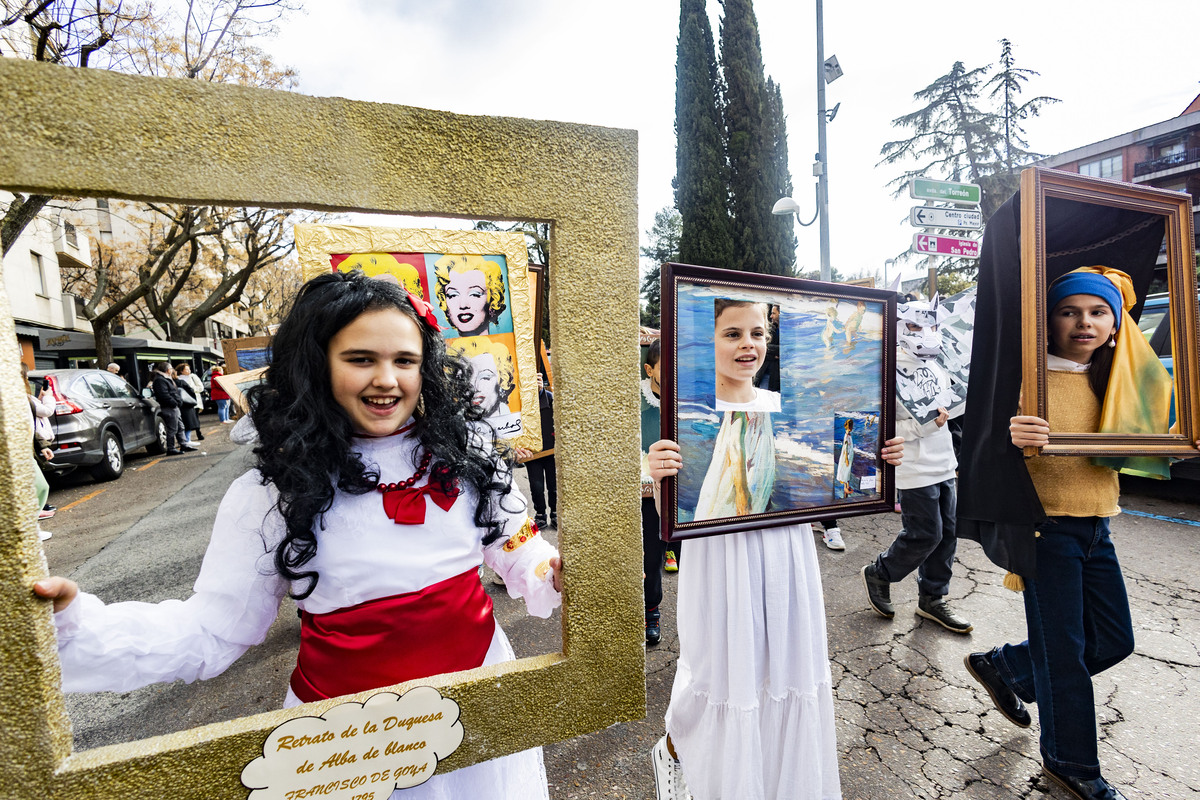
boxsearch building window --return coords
[1159,141,1185,158]
[1079,154,1122,179]
[63,221,78,249]
[95,198,113,235]
[31,252,46,295]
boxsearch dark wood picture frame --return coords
[1020,167,1200,457]
[660,263,896,542]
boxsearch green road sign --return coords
[908,178,981,205]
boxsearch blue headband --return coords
[1047,272,1123,331]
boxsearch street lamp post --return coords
[814,0,831,283]
[773,1,840,282]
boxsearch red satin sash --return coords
[290,567,496,703]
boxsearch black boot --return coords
[964,649,1031,727]
[916,594,973,633]
[646,607,661,646]
[861,564,894,618]
[1042,765,1128,800]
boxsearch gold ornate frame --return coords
[0,58,642,799]
[1020,166,1200,456]
[295,225,542,450]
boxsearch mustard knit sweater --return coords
[1025,370,1120,518]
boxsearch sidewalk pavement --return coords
[536,488,1200,800]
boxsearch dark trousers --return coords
[875,477,958,597]
[992,516,1134,779]
[161,407,183,450]
[643,498,684,612]
[526,456,557,521]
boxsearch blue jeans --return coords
[992,516,1134,779]
[875,478,958,597]
[216,398,231,422]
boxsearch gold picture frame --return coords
[294,225,542,451]
[0,58,642,800]
[1020,166,1200,457]
[221,335,274,375]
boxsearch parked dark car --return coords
[1141,292,1199,481]
[30,369,168,481]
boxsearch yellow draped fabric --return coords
[1068,267,1174,479]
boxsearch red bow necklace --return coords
[377,450,460,525]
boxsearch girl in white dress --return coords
[34,270,562,800]
[648,299,903,800]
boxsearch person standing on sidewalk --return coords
[210,361,232,423]
[176,362,206,441]
[861,294,971,634]
[150,362,193,454]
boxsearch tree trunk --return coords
[1,194,52,257]
[93,321,114,367]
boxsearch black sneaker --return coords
[916,595,973,633]
[646,607,661,646]
[861,564,894,618]
[964,650,1032,727]
[533,515,548,530]
[1042,764,1128,800]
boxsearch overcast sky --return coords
[265,0,1200,284]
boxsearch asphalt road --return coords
[41,426,1200,799]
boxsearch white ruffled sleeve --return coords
[482,487,561,619]
[52,471,289,693]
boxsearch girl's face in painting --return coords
[468,352,503,416]
[1049,293,1116,364]
[445,270,490,336]
[714,304,767,397]
[327,308,424,436]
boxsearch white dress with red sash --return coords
[51,431,561,800]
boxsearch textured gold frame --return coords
[294,225,542,451]
[1020,167,1200,456]
[0,58,642,799]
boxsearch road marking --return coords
[1124,509,1200,528]
[138,458,164,472]
[58,488,106,512]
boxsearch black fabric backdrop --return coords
[956,190,1165,578]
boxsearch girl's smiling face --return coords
[327,308,424,435]
[1049,293,1116,364]
[714,303,768,397]
[445,270,489,335]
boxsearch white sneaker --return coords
[181,442,200,450]
[651,736,691,800]
[38,529,52,541]
[822,527,846,550]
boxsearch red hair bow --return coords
[406,290,442,332]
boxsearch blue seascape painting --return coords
[675,282,884,524]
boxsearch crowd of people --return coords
[25,261,1195,800]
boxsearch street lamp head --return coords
[772,197,801,216]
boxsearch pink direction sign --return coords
[912,232,980,259]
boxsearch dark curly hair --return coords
[246,270,518,600]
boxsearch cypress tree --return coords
[765,78,797,275]
[721,0,787,275]
[674,0,735,269]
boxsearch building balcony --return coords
[1134,147,1200,177]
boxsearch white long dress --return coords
[665,524,841,800]
[51,431,560,800]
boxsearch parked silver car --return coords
[30,369,168,481]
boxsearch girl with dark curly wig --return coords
[36,270,563,800]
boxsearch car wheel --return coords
[90,430,125,481]
[145,417,168,455]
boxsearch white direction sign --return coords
[909,206,983,231]
[912,233,980,259]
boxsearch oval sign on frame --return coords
[241,687,464,800]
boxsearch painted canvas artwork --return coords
[327,250,523,439]
[666,268,895,537]
[832,413,881,500]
